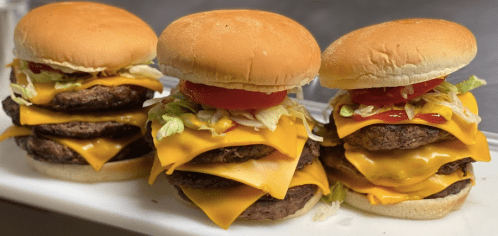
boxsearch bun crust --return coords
[25,152,154,183]
[14,2,157,72]
[344,183,471,219]
[157,10,321,92]
[320,18,477,89]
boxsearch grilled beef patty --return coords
[2,96,142,138]
[166,139,320,189]
[174,184,318,221]
[320,145,474,199]
[325,112,455,151]
[190,138,319,168]
[6,68,154,112]
[344,124,455,151]
[14,130,154,164]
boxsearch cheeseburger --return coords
[147,10,330,229]
[0,2,164,182]
[318,19,491,219]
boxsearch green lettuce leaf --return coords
[321,182,347,204]
[156,114,184,141]
[456,75,487,94]
[254,105,289,131]
[339,105,355,117]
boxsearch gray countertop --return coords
[1,0,497,235]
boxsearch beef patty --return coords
[2,96,143,138]
[344,124,455,150]
[15,130,154,165]
[324,112,455,151]
[173,184,318,221]
[7,68,154,112]
[320,145,474,199]
[166,138,320,189]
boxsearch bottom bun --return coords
[344,184,472,219]
[25,152,154,183]
[275,189,323,221]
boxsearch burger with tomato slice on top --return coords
[318,18,491,219]
[147,10,331,229]
[0,2,164,182]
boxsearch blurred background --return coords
[1,0,497,235]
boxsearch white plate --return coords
[1,98,497,236]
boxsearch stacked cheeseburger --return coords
[147,10,330,229]
[319,19,491,219]
[0,2,164,182]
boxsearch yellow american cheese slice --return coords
[345,131,490,187]
[0,125,32,142]
[20,105,150,134]
[0,125,141,171]
[329,167,474,205]
[333,92,479,145]
[51,132,142,171]
[150,115,311,199]
[151,115,302,174]
[12,60,164,105]
[180,160,330,230]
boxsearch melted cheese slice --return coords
[150,115,313,199]
[20,105,150,134]
[345,131,490,187]
[0,125,32,142]
[180,160,330,229]
[333,92,479,145]
[329,167,474,205]
[0,125,141,171]
[12,60,164,104]
[52,133,142,171]
[151,115,303,174]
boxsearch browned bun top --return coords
[157,9,321,92]
[320,18,477,89]
[14,2,157,72]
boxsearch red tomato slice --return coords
[349,79,445,106]
[28,62,63,74]
[352,110,447,124]
[179,81,288,110]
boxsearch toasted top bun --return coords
[157,10,321,92]
[14,2,157,72]
[320,18,477,89]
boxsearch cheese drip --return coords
[329,167,474,205]
[344,131,490,187]
[0,125,141,171]
[150,115,317,199]
[151,116,305,174]
[0,125,32,142]
[333,92,479,145]
[52,132,143,171]
[180,160,330,229]
[20,105,150,134]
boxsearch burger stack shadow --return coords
[0,2,165,182]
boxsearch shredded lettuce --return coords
[125,65,163,80]
[456,75,487,94]
[156,114,184,141]
[9,71,37,106]
[254,105,289,131]
[339,105,354,117]
[55,81,82,90]
[313,182,346,222]
[321,182,347,204]
[334,75,487,124]
[149,90,323,141]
